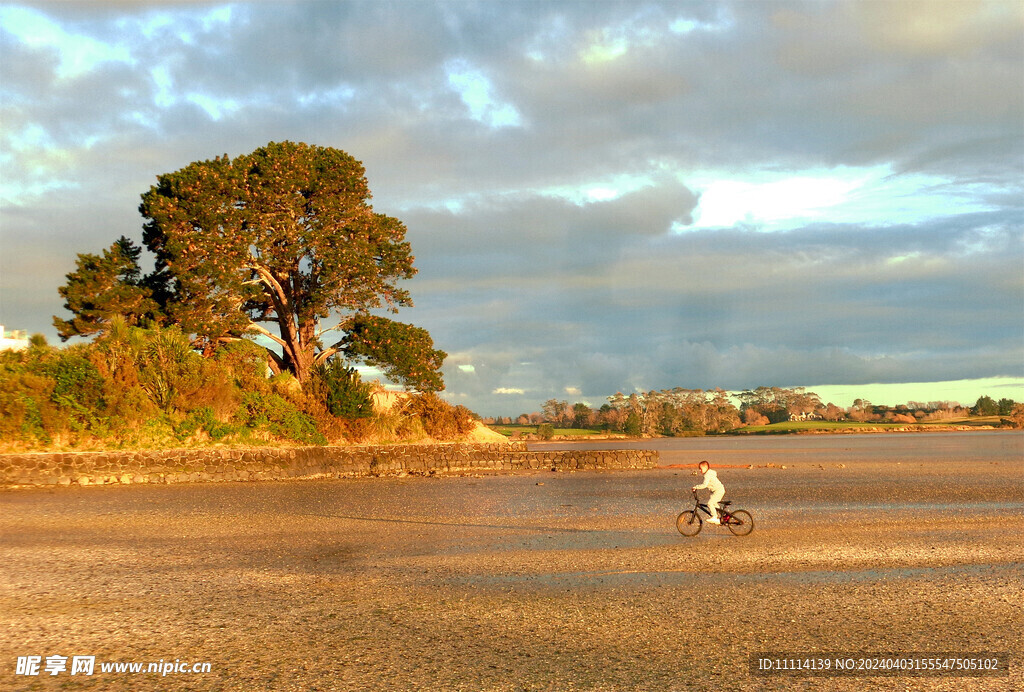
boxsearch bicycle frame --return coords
[690,492,733,523]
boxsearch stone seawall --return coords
[0,443,658,488]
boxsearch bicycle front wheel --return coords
[726,510,754,536]
[676,510,702,536]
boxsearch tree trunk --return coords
[281,320,318,383]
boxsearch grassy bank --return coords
[488,417,1010,440]
[489,425,610,439]
[732,418,1004,434]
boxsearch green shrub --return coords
[45,349,108,435]
[0,321,489,450]
[624,412,642,436]
[309,359,374,418]
[0,349,83,446]
[236,392,326,445]
[214,339,270,393]
[406,392,476,440]
[136,327,204,410]
[176,406,236,441]
[131,416,179,448]
[92,322,205,412]
[20,395,49,443]
[0,368,47,444]
[49,350,103,406]
[537,423,555,440]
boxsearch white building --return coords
[0,325,29,351]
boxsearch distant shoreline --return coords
[726,424,1004,436]
[2,423,1014,455]
[518,423,1011,442]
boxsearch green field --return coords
[734,417,1004,434]
[489,425,607,438]
[734,421,903,434]
[490,416,1007,439]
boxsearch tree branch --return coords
[264,346,286,375]
[312,347,340,367]
[245,322,287,348]
[246,263,290,314]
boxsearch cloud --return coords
[446,59,522,128]
[1,0,1020,416]
[849,0,1023,57]
[0,5,132,79]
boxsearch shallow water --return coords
[530,430,1024,467]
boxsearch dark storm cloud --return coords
[1,0,1021,414]
[405,177,699,265]
[402,197,1023,413]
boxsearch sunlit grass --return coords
[735,418,1003,434]
[735,421,903,434]
[489,425,605,438]
[490,417,1008,439]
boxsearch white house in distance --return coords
[0,325,29,351]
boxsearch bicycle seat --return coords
[719,500,732,506]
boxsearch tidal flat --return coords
[2,432,1021,690]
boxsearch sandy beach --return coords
[1,432,1021,690]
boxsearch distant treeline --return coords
[485,387,1024,435]
[0,321,475,452]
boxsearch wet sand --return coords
[1,433,1021,690]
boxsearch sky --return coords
[1,0,1022,417]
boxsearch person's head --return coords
[698,460,710,473]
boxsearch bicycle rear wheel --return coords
[676,510,702,536]
[726,509,754,536]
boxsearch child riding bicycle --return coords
[692,460,725,525]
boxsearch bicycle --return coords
[676,490,754,537]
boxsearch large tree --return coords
[58,141,445,389]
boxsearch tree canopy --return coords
[972,395,999,416]
[738,386,821,423]
[53,236,160,341]
[340,314,445,392]
[55,141,446,390]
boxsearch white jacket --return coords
[694,468,724,494]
